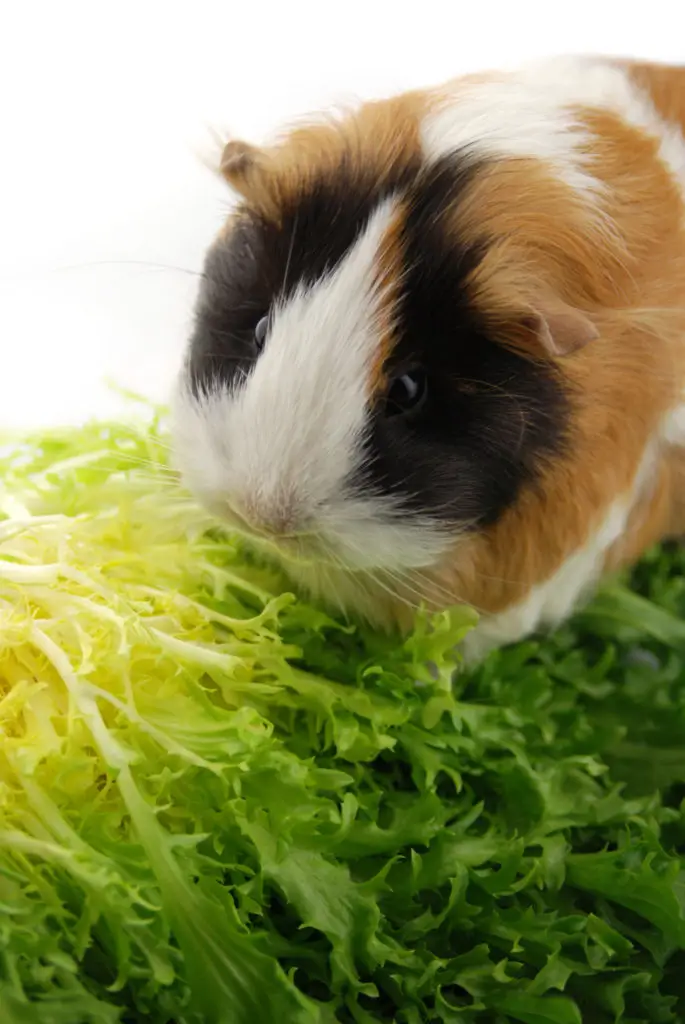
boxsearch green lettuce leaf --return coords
[0,412,684,1022]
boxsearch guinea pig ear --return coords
[219,140,270,199]
[524,297,599,357]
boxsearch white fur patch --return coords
[421,56,685,200]
[172,197,450,572]
[461,441,659,663]
[461,501,630,663]
[662,397,685,446]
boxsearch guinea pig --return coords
[172,55,685,662]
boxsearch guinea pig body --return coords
[173,56,685,661]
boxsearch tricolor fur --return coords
[173,56,685,661]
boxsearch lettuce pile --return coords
[0,413,684,1023]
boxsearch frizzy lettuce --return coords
[0,412,684,1023]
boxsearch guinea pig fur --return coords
[172,55,685,662]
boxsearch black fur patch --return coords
[353,157,570,528]
[187,150,570,530]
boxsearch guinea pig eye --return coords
[385,369,427,418]
[254,316,269,350]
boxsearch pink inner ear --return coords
[220,140,257,175]
[536,302,599,357]
[219,140,268,198]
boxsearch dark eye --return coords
[254,316,269,350]
[385,369,427,418]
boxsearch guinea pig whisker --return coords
[51,259,204,278]
[112,453,180,476]
[114,452,173,468]
[198,351,259,364]
[380,563,463,612]
[309,536,473,619]
[38,453,180,482]
[313,551,402,617]
[377,567,465,618]
[144,437,176,455]
[135,473,184,490]
[280,211,299,298]
[136,433,173,450]
[455,377,532,453]
[411,561,530,591]
[366,577,419,616]
[317,531,438,613]
[355,566,421,616]
[372,568,430,609]
[32,465,180,492]
[205,326,254,342]
[374,556,489,616]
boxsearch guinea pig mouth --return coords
[248,528,334,566]
[210,501,326,566]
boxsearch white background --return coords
[1,1,683,429]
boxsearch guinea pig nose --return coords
[243,497,302,537]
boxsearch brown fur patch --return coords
[224,91,428,222]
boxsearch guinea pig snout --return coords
[231,492,307,539]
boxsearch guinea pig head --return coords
[172,109,600,609]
